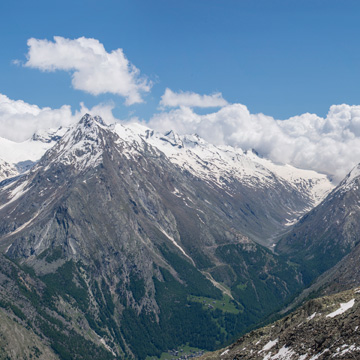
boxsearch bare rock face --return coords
[201,287,360,360]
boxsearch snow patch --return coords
[6,211,40,236]
[157,226,195,266]
[332,344,360,357]
[68,238,77,255]
[326,299,355,318]
[309,349,329,359]
[262,345,295,359]
[260,338,278,352]
[220,349,229,356]
[0,180,30,210]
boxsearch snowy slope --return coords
[114,122,333,208]
[38,115,108,172]
[0,127,67,172]
[0,118,334,211]
[0,159,18,182]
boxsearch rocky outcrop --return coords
[0,158,18,182]
[202,288,360,360]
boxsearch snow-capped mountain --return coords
[0,126,67,175]
[114,122,332,207]
[333,163,360,194]
[0,118,333,201]
[113,122,334,234]
[0,116,334,245]
[3,113,360,360]
[37,114,109,171]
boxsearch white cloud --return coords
[149,103,360,183]
[160,88,228,108]
[2,89,360,183]
[0,94,117,142]
[24,36,151,105]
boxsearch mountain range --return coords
[1,114,360,359]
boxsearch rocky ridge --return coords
[201,287,360,360]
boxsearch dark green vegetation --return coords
[188,295,241,315]
[213,243,300,317]
[0,250,299,360]
[0,241,306,360]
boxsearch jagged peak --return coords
[35,114,113,172]
[68,114,111,144]
[78,113,107,128]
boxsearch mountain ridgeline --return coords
[276,164,360,285]
[1,113,355,359]
[201,287,360,360]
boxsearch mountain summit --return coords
[36,113,112,172]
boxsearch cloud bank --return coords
[0,94,117,142]
[160,88,228,108]
[25,36,151,105]
[2,90,360,183]
[149,103,360,183]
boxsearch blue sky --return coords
[1,0,360,120]
[2,0,360,181]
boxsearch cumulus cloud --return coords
[24,36,151,105]
[3,90,360,183]
[160,88,228,108]
[149,103,360,183]
[0,94,117,142]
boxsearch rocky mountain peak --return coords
[37,114,112,172]
[78,113,107,128]
[162,129,184,148]
[73,113,109,140]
